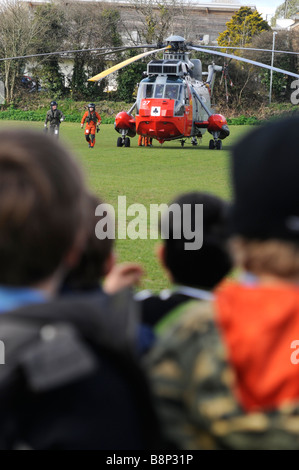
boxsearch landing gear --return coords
[180,139,186,147]
[191,137,198,146]
[209,139,222,150]
[209,131,223,150]
[117,135,130,147]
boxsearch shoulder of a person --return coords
[145,299,218,362]
[135,288,186,302]
[0,290,140,395]
[0,289,139,355]
[135,290,173,312]
[162,299,216,336]
[172,298,216,329]
[135,289,156,302]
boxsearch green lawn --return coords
[0,120,254,292]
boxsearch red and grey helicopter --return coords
[88,35,299,149]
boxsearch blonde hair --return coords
[230,237,299,279]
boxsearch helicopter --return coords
[89,35,229,150]
[88,35,299,150]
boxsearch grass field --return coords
[0,120,254,292]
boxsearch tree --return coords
[214,7,271,108]
[117,51,147,102]
[272,0,299,25]
[249,30,299,101]
[218,7,271,48]
[0,0,44,103]
[60,1,122,100]
[125,0,176,45]
[31,2,68,98]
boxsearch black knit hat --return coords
[230,116,299,241]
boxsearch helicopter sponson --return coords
[114,111,136,138]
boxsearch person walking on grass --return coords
[44,101,65,138]
[81,103,101,149]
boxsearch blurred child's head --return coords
[230,116,299,279]
[159,191,232,289]
[0,128,87,288]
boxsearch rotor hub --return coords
[165,35,186,52]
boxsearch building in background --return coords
[24,0,256,45]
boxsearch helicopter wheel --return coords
[124,137,130,147]
[180,140,185,147]
[117,137,123,147]
[216,140,222,150]
[209,140,215,150]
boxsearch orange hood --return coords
[215,280,299,412]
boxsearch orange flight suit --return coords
[81,110,101,148]
[138,136,152,147]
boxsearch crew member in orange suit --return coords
[138,136,153,147]
[81,103,101,148]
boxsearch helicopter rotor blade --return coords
[188,45,299,79]
[0,44,157,62]
[88,46,170,82]
[192,45,299,56]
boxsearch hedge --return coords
[0,109,115,124]
[226,115,262,125]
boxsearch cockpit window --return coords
[138,82,181,100]
[138,83,154,99]
[165,84,179,100]
[136,79,184,116]
[145,84,154,98]
[154,84,164,98]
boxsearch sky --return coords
[253,1,284,19]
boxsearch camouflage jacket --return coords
[144,300,299,450]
